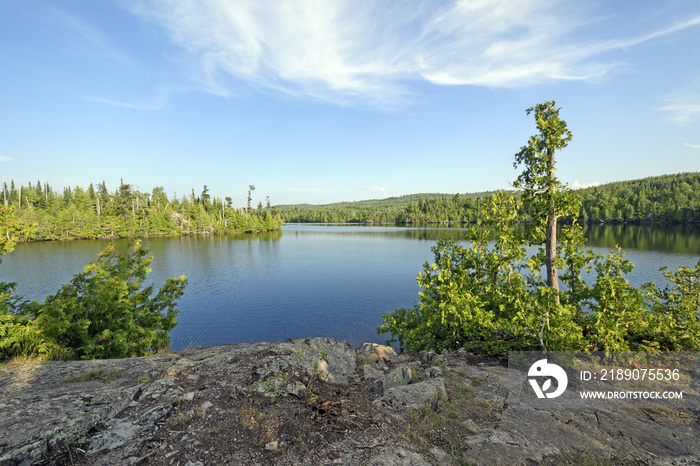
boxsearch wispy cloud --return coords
[659,88,700,123]
[84,93,168,111]
[684,143,700,149]
[122,0,700,107]
[596,14,700,51]
[0,156,13,163]
[51,6,134,67]
[572,180,600,189]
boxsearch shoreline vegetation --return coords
[278,172,700,226]
[2,181,283,242]
[1,172,697,244]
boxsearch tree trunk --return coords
[545,147,560,302]
[546,206,558,290]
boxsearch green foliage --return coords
[0,207,38,359]
[512,101,572,201]
[637,260,700,350]
[0,206,33,258]
[379,102,700,357]
[2,181,282,241]
[0,241,187,361]
[379,192,537,354]
[278,192,497,224]
[578,172,700,224]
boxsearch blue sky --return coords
[1,1,699,206]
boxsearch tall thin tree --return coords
[512,101,577,303]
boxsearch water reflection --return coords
[582,224,700,253]
[285,223,700,254]
[284,223,469,242]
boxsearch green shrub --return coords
[1,241,187,361]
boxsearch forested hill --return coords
[276,191,501,224]
[578,172,699,223]
[277,172,700,224]
[3,180,283,241]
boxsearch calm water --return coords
[1,224,698,350]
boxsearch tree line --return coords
[1,180,283,241]
[278,173,700,225]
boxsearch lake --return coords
[1,224,698,350]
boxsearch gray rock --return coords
[141,376,179,399]
[419,350,444,364]
[363,363,385,380]
[2,339,699,465]
[358,343,397,362]
[419,366,443,381]
[254,337,357,384]
[429,446,452,466]
[88,419,140,453]
[198,400,213,414]
[0,359,146,465]
[0,344,267,465]
[372,366,413,396]
[365,446,432,465]
[452,363,509,408]
[418,350,434,363]
[376,378,447,413]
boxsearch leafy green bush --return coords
[1,241,187,361]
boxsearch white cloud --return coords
[360,186,387,193]
[122,0,700,107]
[0,156,13,162]
[572,180,600,189]
[684,143,700,149]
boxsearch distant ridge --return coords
[276,190,505,210]
[277,172,700,225]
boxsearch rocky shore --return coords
[1,338,698,465]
